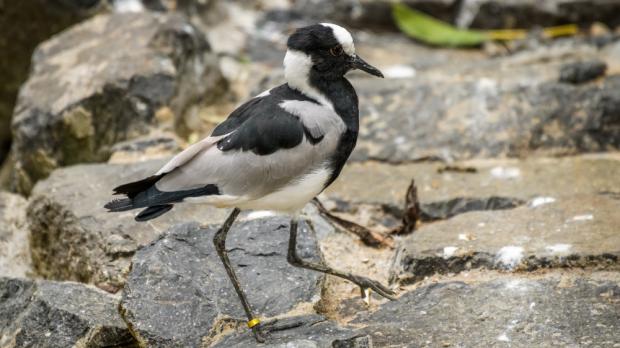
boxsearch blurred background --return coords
[1,0,619,193]
[0,1,619,347]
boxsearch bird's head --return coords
[284,23,383,83]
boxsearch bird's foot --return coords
[249,317,306,343]
[349,275,397,301]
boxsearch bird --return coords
[105,23,395,342]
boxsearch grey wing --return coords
[279,100,346,141]
[155,143,322,199]
[155,135,224,175]
[154,100,345,203]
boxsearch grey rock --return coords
[352,70,620,162]
[211,272,620,347]
[0,0,102,164]
[0,192,31,278]
[323,154,619,241]
[559,60,607,84]
[327,153,620,208]
[0,277,136,348]
[10,11,225,194]
[340,37,620,163]
[27,160,230,292]
[120,219,323,347]
[420,196,525,221]
[316,195,524,240]
[390,194,620,285]
[211,315,356,347]
[332,334,374,348]
[467,0,620,29]
[108,131,183,164]
[354,273,620,347]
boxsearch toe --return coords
[251,328,266,343]
[357,278,397,301]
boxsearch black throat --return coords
[307,73,360,188]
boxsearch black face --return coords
[287,24,383,80]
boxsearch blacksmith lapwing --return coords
[105,23,395,342]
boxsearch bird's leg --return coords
[287,218,397,301]
[213,208,265,343]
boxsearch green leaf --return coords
[392,3,487,47]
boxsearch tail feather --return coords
[106,172,219,221]
[113,174,164,198]
[135,205,174,221]
[104,198,134,212]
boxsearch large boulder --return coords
[211,314,358,347]
[213,272,620,347]
[10,11,225,194]
[354,272,620,347]
[27,159,231,293]
[315,153,620,267]
[0,192,31,278]
[107,130,184,164]
[0,0,103,164]
[120,219,324,347]
[0,277,135,348]
[326,153,620,207]
[390,193,620,285]
[352,59,620,162]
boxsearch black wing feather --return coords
[112,174,164,198]
[213,84,320,156]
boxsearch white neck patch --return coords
[283,49,334,110]
[320,23,355,55]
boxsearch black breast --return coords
[310,76,359,188]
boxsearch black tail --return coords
[104,198,134,212]
[105,174,169,219]
[105,172,220,221]
[112,175,164,198]
[135,205,173,221]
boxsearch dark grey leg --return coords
[213,208,265,342]
[287,218,396,301]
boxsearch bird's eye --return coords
[329,46,344,56]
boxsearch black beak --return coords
[350,55,383,78]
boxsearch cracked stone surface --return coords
[354,272,620,348]
[0,192,31,278]
[347,39,620,163]
[326,153,620,207]
[107,131,183,164]
[27,159,230,293]
[10,11,225,194]
[209,272,620,347]
[0,0,101,164]
[390,193,620,285]
[0,277,136,348]
[211,314,357,347]
[120,219,323,348]
[352,72,620,163]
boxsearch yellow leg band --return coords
[247,318,260,329]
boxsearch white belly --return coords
[235,167,330,213]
